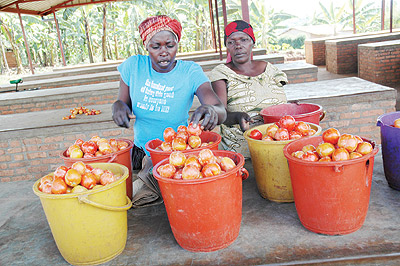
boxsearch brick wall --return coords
[305,40,326,66]
[358,41,400,86]
[325,32,400,74]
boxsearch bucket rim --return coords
[59,138,133,161]
[144,131,222,155]
[260,102,323,118]
[32,163,129,199]
[377,111,400,127]
[152,150,245,184]
[243,122,322,145]
[282,136,379,166]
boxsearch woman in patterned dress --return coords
[208,20,288,158]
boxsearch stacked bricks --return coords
[305,39,326,66]
[325,32,400,74]
[358,40,400,86]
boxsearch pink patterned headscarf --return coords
[139,15,182,47]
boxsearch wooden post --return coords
[389,0,393,32]
[214,0,223,60]
[53,9,67,66]
[208,0,217,52]
[222,0,228,29]
[241,0,250,23]
[353,0,356,34]
[381,0,385,30]
[16,3,34,74]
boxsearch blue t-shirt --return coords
[118,55,209,154]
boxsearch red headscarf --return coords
[224,20,256,63]
[139,15,182,47]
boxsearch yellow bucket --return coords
[244,123,322,202]
[33,163,132,266]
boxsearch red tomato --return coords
[319,156,332,162]
[188,135,201,149]
[289,131,302,140]
[54,166,69,180]
[185,155,202,170]
[302,151,319,162]
[198,149,217,166]
[279,115,296,132]
[160,141,173,151]
[163,127,177,142]
[262,135,274,141]
[187,122,202,136]
[182,164,201,179]
[71,161,86,175]
[266,124,279,138]
[337,134,358,152]
[51,178,68,194]
[157,164,177,178]
[316,142,335,158]
[201,162,221,177]
[74,139,84,148]
[274,128,290,141]
[349,152,363,159]
[302,144,316,153]
[219,157,236,172]
[98,142,112,154]
[176,131,189,142]
[291,150,305,159]
[169,151,187,168]
[322,128,340,145]
[356,141,373,155]
[100,170,117,185]
[172,137,187,151]
[81,172,97,189]
[173,168,183,180]
[294,121,310,136]
[249,129,263,140]
[177,125,187,132]
[332,147,350,161]
[117,140,129,150]
[65,169,82,187]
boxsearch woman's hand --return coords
[236,112,253,132]
[112,100,135,128]
[190,104,218,131]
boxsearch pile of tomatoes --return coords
[249,115,316,141]
[66,136,129,158]
[38,161,120,194]
[291,128,374,162]
[62,106,101,120]
[157,149,236,180]
[156,123,212,151]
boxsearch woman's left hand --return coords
[190,104,218,131]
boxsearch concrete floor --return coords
[1,149,400,266]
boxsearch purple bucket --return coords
[377,111,400,190]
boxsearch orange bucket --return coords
[153,150,249,252]
[260,103,325,125]
[60,139,134,200]
[283,136,379,235]
[145,131,221,166]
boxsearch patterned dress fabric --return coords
[207,62,288,158]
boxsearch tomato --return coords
[332,147,350,161]
[305,129,317,136]
[274,128,290,141]
[322,128,340,145]
[319,156,332,162]
[65,169,82,187]
[81,172,97,189]
[74,139,84,148]
[349,152,363,159]
[169,151,186,168]
[70,148,83,159]
[71,185,88,193]
[187,122,202,136]
[316,142,335,158]
[40,182,53,194]
[182,164,201,179]
[98,142,112,154]
[356,141,373,155]
[394,118,400,128]
[249,129,263,140]
[100,170,117,185]
[90,135,101,145]
[291,150,305,159]
[171,137,187,151]
[157,164,177,178]
[67,144,80,156]
[160,141,173,151]
[289,131,302,140]
[71,161,86,175]
[201,162,221,177]
[83,153,95,158]
[294,121,310,136]
[188,135,202,149]
[163,127,176,142]
[54,166,69,180]
[337,134,358,152]
[117,140,129,150]
[302,144,316,153]
[177,125,187,132]
[266,124,279,138]
[219,157,236,172]
[279,115,296,132]
[51,178,68,194]
[354,135,363,145]
[176,131,189,142]
[302,151,319,162]
[262,135,274,141]
[198,149,217,166]
[173,168,183,180]
[91,167,104,183]
[185,155,202,170]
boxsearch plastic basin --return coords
[260,103,325,125]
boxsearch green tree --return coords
[312,1,346,35]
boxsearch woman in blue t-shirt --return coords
[112,15,226,172]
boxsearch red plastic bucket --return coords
[260,103,325,125]
[377,111,400,190]
[283,136,378,235]
[153,150,249,252]
[145,131,221,166]
[60,139,134,200]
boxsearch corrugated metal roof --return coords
[0,0,127,16]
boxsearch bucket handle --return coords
[376,119,383,127]
[365,160,372,187]
[240,167,249,180]
[107,153,118,163]
[320,110,326,121]
[334,165,343,173]
[78,195,132,211]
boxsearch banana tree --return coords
[312,1,346,35]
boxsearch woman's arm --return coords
[191,82,227,131]
[112,79,135,128]
[211,79,252,132]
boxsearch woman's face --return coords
[226,31,254,64]
[147,31,178,73]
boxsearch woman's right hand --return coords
[112,100,135,128]
[236,112,253,132]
